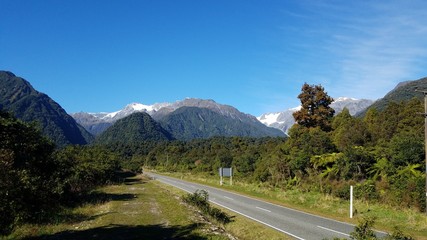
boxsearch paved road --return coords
[147,173,387,240]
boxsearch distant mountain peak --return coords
[72,97,284,139]
[335,97,357,102]
[258,97,374,134]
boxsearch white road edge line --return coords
[210,200,305,240]
[256,206,272,213]
[152,176,305,240]
[317,226,350,237]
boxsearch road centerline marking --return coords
[317,226,349,236]
[223,196,234,200]
[256,206,272,213]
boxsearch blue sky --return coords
[1,0,427,116]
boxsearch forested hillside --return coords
[160,106,284,140]
[360,76,427,115]
[0,71,93,146]
[95,112,174,144]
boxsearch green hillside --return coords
[0,71,93,146]
[160,106,284,140]
[96,112,174,144]
[360,77,427,116]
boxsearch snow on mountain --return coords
[95,102,172,122]
[71,98,262,136]
[257,97,374,134]
[259,112,282,125]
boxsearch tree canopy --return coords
[293,83,335,131]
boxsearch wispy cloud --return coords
[282,0,427,101]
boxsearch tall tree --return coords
[293,83,335,131]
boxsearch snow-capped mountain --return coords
[71,98,279,136]
[258,97,374,134]
[100,102,171,122]
[71,102,171,135]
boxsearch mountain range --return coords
[257,97,374,134]
[72,97,376,137]
[73,98,285,139]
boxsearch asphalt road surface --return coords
[147,173,387,240]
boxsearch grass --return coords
[158,171,427,240]
[3,175,231,240]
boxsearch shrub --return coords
[182,190,232,224]
[350,216,377,240]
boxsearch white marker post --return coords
[219,168,223,186]
[350,185,353,218]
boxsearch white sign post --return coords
[350,185,353,218]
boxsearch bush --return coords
[330,181,351,200]
[350,216,377,240]
[346,217,414,240]
[355,180,379,201]
[182,190,232,224]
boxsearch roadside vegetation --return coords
[182,190,232,225]
[0,111,120,236]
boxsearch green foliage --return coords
[0,110,122,235]
[0,111,58,234]
[348,217,415,240]
[350,216,377,240]
[326,217,415,240]
[54,145,120,197]
[385,228,415,240]
[389,131,424,167]
[364,98,423,144]
[332,108,370,151]
[182,190,232,224]
[286,125,335,173]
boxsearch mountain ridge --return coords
[72,98,281,138]
[159,106,284,140]
[359,76,427,116]
[0,71,93,146]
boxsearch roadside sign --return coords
[219,167,233,185]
